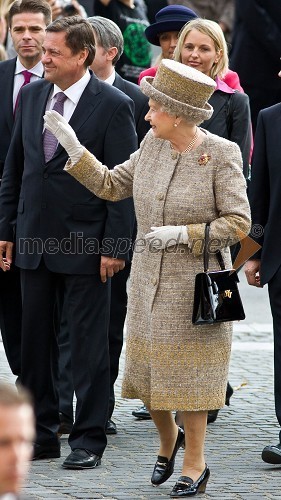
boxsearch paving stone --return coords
[1,276,281,499]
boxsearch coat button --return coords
[152,277,157,286]
[157,193,164,201]
[43,173,48,179]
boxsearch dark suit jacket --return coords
[0,73,138,273]
[202,90,251,178]
[248,103,281,285]
[0,58,45,177]
[230,0,281,90]
[0,58,17,177]
[113,72,150,145]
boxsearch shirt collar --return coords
[51,70,91,104]
[215,76,235,94]
[15,57,44,77]
[104,69,116,86]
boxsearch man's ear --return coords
[78,48,89,66]
[106,46,118,62]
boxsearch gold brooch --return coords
[198,153,211,165]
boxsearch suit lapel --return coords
[113,73,125,93]
[33,81,53,162]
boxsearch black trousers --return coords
[58,263,130,421]
[0,265,22,375]
[20,260,110,456]
[108,263,131,418]
[268,265,281,441]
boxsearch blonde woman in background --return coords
[174,18,251,179]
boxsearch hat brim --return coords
[145,20,189,46]
[140,76,213,124]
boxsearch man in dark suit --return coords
[0,0,51,379]
[230,0,281,133]
[0,16,137,469]
[57,14,149,437]
[245,104,281,464]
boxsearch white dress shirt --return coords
[44,70,91,124]
[13,58,44,110]
[104,69,116,86]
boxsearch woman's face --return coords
[145,99,176,140]
[158,31,179,59]
[180,29,221,77]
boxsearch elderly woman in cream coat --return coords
[44,60,251,498]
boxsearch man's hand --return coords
[100,256,125,283]
[244,259,262,287]
[0,241,13,272]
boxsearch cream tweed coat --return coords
[65,129,251,411]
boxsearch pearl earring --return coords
[174,123,178,128]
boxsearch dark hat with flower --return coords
[145,5,198,46]
[140,59,216,124]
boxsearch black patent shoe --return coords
[151,427,185,486]
[170,466,210,497]
[262,443,281,464]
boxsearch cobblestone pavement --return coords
[1,274,281,499]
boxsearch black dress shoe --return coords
[106,419,117,435]
[62,448,101,469]
[58,412,73,437]
[170,466,210,497]
[262,443,281,464]
[33,441,61,460]
[132,405,151,420]
[207,409,219,424]
[207,382,234,424]
[151,427,185,486]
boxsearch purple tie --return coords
[14,70,33,114]
[43,92,67,162]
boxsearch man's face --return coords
[10,12,47,68]
[0,404,35,495]
[42,31,88,90]
[90,35,109,78]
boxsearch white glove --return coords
[44,110,84,164]
[144,225,189,249]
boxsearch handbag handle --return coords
[204,223,225,272]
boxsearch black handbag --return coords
[192,224,245,325]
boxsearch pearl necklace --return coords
[170,127,199,156]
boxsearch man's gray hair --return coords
[87,16,124,66]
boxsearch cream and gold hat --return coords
[140,59,216,123]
